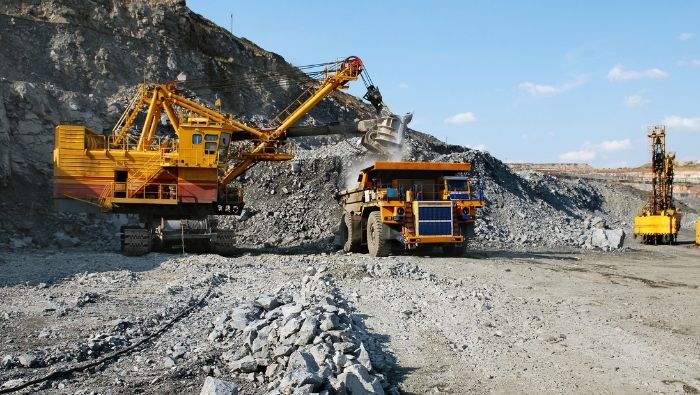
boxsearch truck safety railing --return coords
[371,182,482,202]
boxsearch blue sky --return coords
[187,1,700,167]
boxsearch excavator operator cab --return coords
[177,128,232,167]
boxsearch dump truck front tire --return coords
[442,243,466,257]
[367,211,391,257]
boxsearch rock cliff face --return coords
[0,1,644,252]
[0,0,368,247]
[0,0,367,186]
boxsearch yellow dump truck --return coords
[336,161,485,257]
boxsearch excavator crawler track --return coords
[211,229,236,255]
[121,227,152,256]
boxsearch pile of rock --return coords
[203,267,395,394]
[579,216,626,251]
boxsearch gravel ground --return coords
[1,237,698,394]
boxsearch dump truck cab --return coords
[336,161,485,257]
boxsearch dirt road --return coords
[1,243,698,394]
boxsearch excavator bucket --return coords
[359,112,412,155]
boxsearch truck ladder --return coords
[271,84,316,126]
[403,201,416,236]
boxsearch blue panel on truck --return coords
[418,222,453,235]
[418,206,451,220]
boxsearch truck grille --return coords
[415,202,453,236]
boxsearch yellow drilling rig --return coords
[633,125,681,244]
[53,57,411,255]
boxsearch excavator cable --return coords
[0,285,213,394]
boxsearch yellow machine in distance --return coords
[633,125,681,244]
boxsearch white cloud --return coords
[518,82,558,96]
[444,112,476,125]
[677,59,700,67]
[559,149,597,162]
[663,115,700,131]
[624,94,649,108]
[559,139,632,163]
[398,82,409,89]
[678,32,694,41]
[518,76,586,97]
[598,139,632,151]
[606,64,668,81]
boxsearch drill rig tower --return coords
[633,125,681,244]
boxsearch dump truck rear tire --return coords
[342,213,362,253]
[367,211,391,257]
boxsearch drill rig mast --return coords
[633,125,681,244]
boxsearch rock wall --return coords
[0,0,367,188]
[0,0,369,247]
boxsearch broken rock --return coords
[199,376,238,395]
[228,355,258,373]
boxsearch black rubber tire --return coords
[367,211,391,257]
[442,243,466,257]
[342,213,362,253]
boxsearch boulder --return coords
[199,376,238,395]
[340,364,384,394]
[227,355,257,373]
[255,296,279,311]
[605,228,625,248]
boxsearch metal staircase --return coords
[403,201,416,236]
[127,154,164,198]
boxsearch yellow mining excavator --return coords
[53,57,411,255]
[633,125,681,244]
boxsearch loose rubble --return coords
[204,267,395,395]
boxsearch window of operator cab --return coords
[218,133,231,163]
[192,133,203,145]
[204,134,217,155]
[447,178,467,191]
